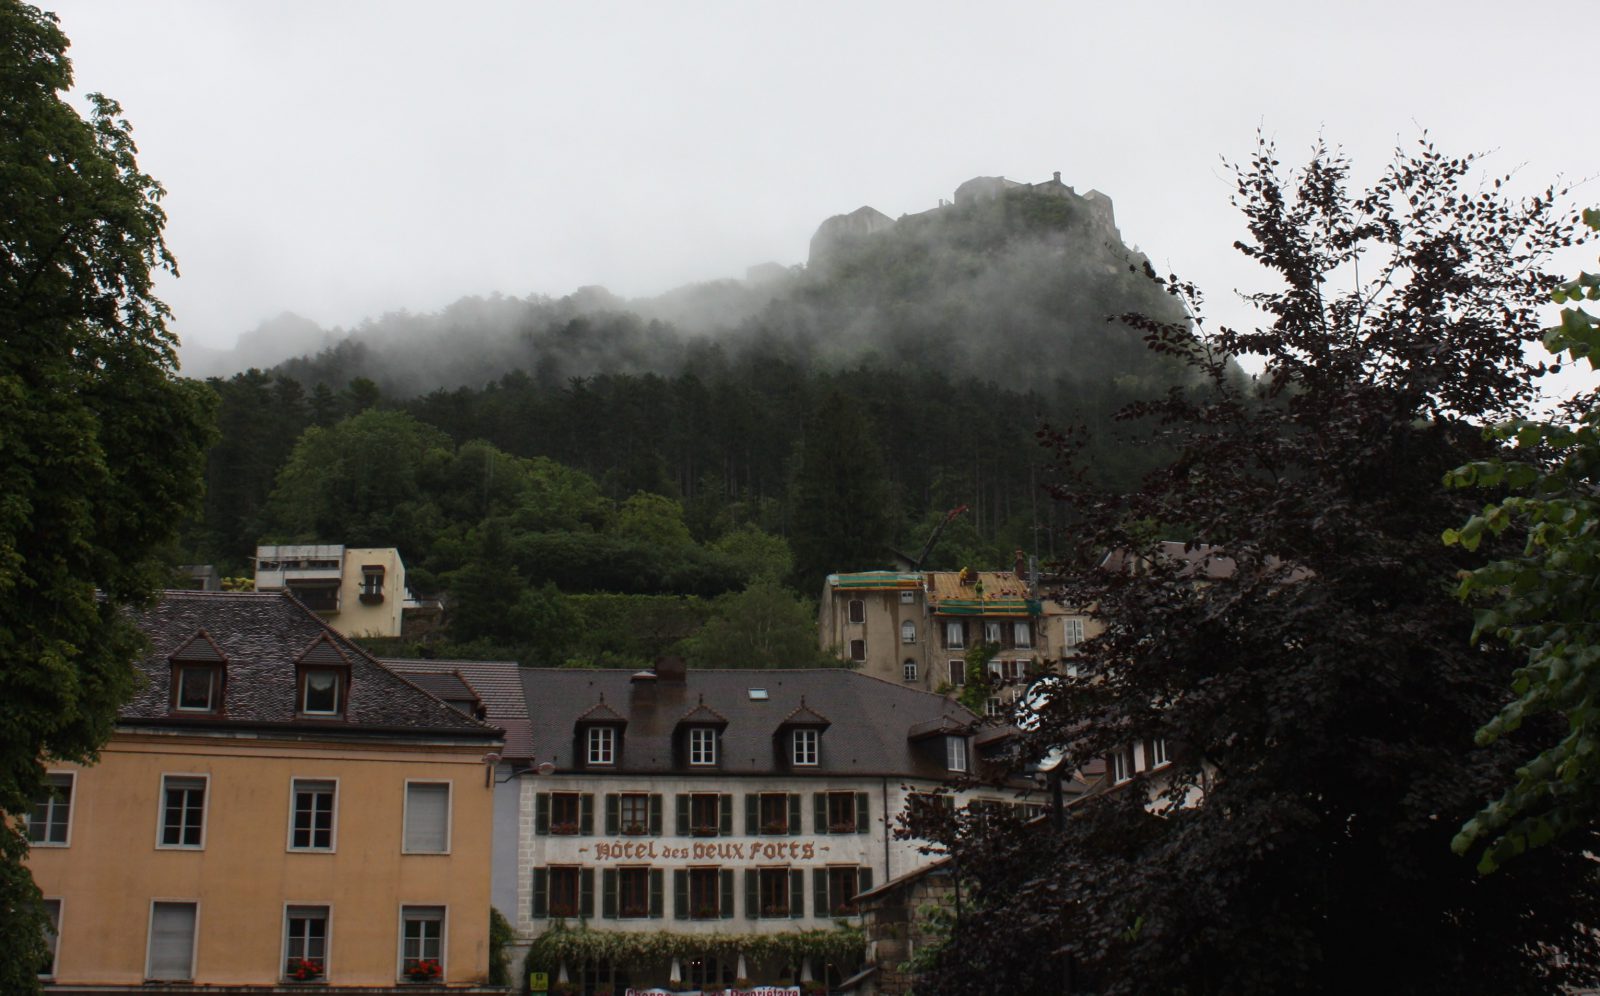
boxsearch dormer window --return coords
[946,735,969,772]
[167,630,227,715]
[588,726,616,765]
[792,728,819,766]
[688,727,717,766]
[301,668,343,715]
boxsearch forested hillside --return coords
[174,182,1212,667]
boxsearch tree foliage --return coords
[910,138,1600,995]
[1446,207,1600,872]
[0,4,215,989]
[676,579,840,669]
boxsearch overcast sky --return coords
[44,0,1599,377]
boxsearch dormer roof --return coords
[169,629,227,663]
[777,696,830,730]
[678,696,729,729]
[907,714,970,742]
[295,631,353,667]
[576,695,628,726]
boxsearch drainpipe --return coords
[880,776,891,883]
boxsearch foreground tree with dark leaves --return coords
[906,139,1600,995]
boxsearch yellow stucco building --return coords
[26,590,504,993]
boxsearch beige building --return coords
[255,544,410,638]
[818,569,1100,712]
[26,590,504,993]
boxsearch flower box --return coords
[691,825,718,837]
[620,822,648,835]
[761,821,789,834]
[403,957,442,982]
[285,956,323,982]
[828,821,857,834]
[549,821,581,836]
[761,904,790,917]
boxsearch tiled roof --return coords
[520,668,979,779]
[576,697,628,725]
[400,671,478,703]
[383,658,532,760]
[124,591,498,740]
[169,629,227,663]
[925,570,1038,617]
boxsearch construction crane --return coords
[911,504,969,571]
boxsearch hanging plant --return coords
[524,922,865,974]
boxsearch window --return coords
[946,735,968,772]
[847,599,865,623]
[689,793,721,836]
[1013,620,1032,648]
[283,905,328,981]
[359,565,385,603]
[550,792,582,835]
[620,794,649,835]
[985,696,1003,718]
[944,620,965,649]
[1151,738,1171,769]
[820,791,867,834]
[688,727,717,766]
[792,728,819,766]
[290,779,336,851]
[757,867,792,917]
[900,590,915,604]
[28,773,72,846]
[174,665,220,712]
[901,620,917,644]
[848,639,866,662]
[403,782,450,853]
[949,659,965,686]
[1111,746,1135,784]
[902,659,917,682]
[587,726,616,765]
[688,867,721,919]
[159,775,206,849]
[825,866,868,916]
[758,793,790,834]
[39,899,60,978]
[1062,617,1086,651]
[549,867,582,917]
[146,901,197,981]
[300,667,342,716]
[399,906,445,980]
[999,659,1025,685]
[984,620,1002,644]
[619,868,651,918]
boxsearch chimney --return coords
[1053,171,1061,183]
[654,655,687,684]
[1015,549,1027,582]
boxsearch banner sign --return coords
[625,989,800,996]
[590,840,826,862]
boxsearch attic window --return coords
[175,666,220,712]
[748,689,768,701]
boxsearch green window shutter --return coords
[531,867,548,919]
[719,794,733,836]
[858,866,873,895]
[857,792,871,834]
[535,792,550,835]
[813,868,828,919]
[676,794,689,836]
[720,869,735,920]
[789,869,805,918]
[649,794,663,835]
[580,794,594,835]
[788,794,801,835]
[673,869,689,920]
[605,794,619,835]
[581,868,595,918]
[814,793,828,834]
[649,868,665,918]
[602,869,618,919]
[745,794,758,836]
[744,869,758,920]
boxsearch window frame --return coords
[402,780,452,855]
[587,726,616,766]
[619,793,650,835]
[39,897,61,979]
[946,735,969,772]
[847,599,865,624]
[825,792,858,834]
[617,867,652,919]
[902,658,917,682]
[549,791,582,836]
[173,664,222,713]
[1111,746,1135,784]
[757,867,791,918]
[28,771,74,847]
[688,727,718,767]
[1062,616,1086,651]
[900,620,917,644]
[792,728,819,766]
[848,638,866,662]
[156,774,209,850]
[827,866,863,917]
[688,866,721,920]
[689,793,721,836]
[944,620,964,649]
[397,905,447,981]
[984,620,1003,644]
[1012,620,1032,649]
[145,899,200,982]
[548,867,583,918]
[299,666,344,717]
[1150,738,1171,769]
[281,903,331,982]
[287,778,338,852]
[948,659,965,686]
[758,793,790,835]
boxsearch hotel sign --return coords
[586,839,832,862]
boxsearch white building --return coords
[255,544,410,638]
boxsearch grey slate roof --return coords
[125,591,499,740]
[521,667,979,779]
[383,657,532,759]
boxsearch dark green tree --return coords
[677,579,839,668]
[0,4,215,989]
[911,139,1600,995]
[789,392,896,591]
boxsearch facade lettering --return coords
[591,839,822,862]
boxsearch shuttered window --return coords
[404,782,450,853]
[147,902,197,981]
